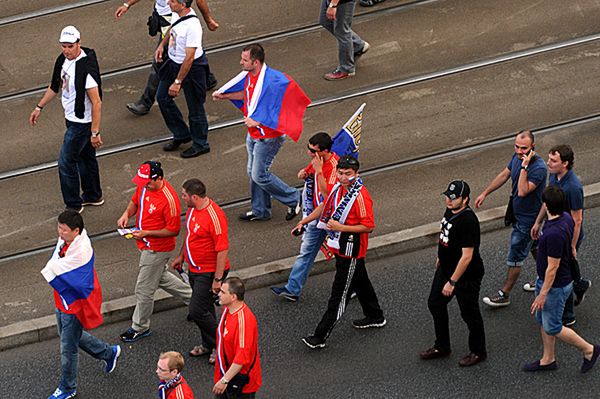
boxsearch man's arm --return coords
[29,87,57,126]
[115,0,141,20]
[87,86,103,148]
[474,168,511,208]
[212,249,228,293]
[531,203,547,240]
[517,151,539,197]
[570,208,583,258]
[531,256,560,313]
[168,47,196,97]
[195,0,219,31]
[442,247,474,296]
[212,363,243,394]
[212,91,244,101]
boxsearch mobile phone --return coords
[292,225,306,236]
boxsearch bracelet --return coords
[449,279,457,286]
[36,105,43,111]
[123,2,130,8]
[91,131,100,138]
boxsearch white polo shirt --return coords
[168,9,204,64]
[60,50,98,123]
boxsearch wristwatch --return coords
[449,279,457,287]
[174,79,182,85]
[214,276,224,282]
[220,378,229,385]
[521,164,528,171]
[91,131,100,138]
[328,2,337,8]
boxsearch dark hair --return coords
[242,43,265,63]
[58,210,84,233]
[308,132,332,152]
[176,0,193,7]
[549,144,574,170]
[182,178,206,198]
[542,186,565,216]
[517,129,535,145]
[224,277,245,301]
[337,155,359,171]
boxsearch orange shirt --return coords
[132,180,181,252]
[184,200,231,274]
[304,154,339,207]
[215,304,262,394]
[244,71,282,140]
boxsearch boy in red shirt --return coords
[298,155,386,349]
[156,351,195,399]
[172,178,230,364]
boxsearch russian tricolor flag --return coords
[331,103,365,158]
[41,230,103,330]
[216,64,311,142]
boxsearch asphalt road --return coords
[4,206,600,398]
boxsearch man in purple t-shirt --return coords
[523,186,599,373]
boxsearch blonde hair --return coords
[159,351,185,372]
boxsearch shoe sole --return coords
[482,298,510,307]
[302,338,325,349]
[105,345,121,373]
[281,294,298,302]
[323,73,356,81]
[82,199,105,207]
[523,285,535,292]
[353,319,386,329]
[126,105,150,116]
[120,330,152,343]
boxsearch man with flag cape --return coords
[42,210,121,399]
[213,43,311,222]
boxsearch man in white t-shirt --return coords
[29,26,104,213]
[155,0,210,158]
[115,0,219,116]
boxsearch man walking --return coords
[420,180,487,367]
[115,0,219,116]
[213,277,262,398]
[29,26,104,213]
[319,0,370,80]
[155,0,211,158]
[523,186,599,373]
[300,155,385,349]
[271,132,339,301]
[529,145,591,326]
[117,161,192,342]
[475,130,547,307]
[42,210,120,399]
[156,351,195,398]
[172,178,230,364]
[213,43,310,222]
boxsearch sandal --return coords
[190,345,211,357]
[209,349,217,364]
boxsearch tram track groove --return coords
[1,111,599,265]
[2,32,599,182]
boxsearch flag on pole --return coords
[216,65,311,142]
[331,103,366,158]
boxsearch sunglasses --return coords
[307,145,319,153]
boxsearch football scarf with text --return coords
[317,177,363,249]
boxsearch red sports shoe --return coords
[323,68,355,81]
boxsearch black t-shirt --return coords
[437,207,484,280]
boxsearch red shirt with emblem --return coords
[131,180,181,252]
[244,69,282,140]
[304,154,339,208]
[161,375,194,399]
[184,200,231,274]
[323,185,375,259]
[214,304,262,394]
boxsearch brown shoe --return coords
[420,347,451,360]
[459,353,487,367]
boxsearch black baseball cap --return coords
[132,161,163,186]
[443,180,470,200]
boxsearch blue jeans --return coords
[319,0,365,73]
[56,309,112,391]
[506,220,536,266]
[285,223,328,296]
[58,120,102,209]
[157,59,209,151]
[534,280,573,336]
[246,134,299,218]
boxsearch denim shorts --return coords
[534,279,573,335]
[506,221,536,267]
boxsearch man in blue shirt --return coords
[474,131,547,307]
[529,145,591,326]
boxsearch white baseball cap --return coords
[59,26,80,43]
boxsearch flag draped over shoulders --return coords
[41,229,103,329]
[217,65,311,142]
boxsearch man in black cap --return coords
[420,180,487,367]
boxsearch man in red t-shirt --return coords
[117,161,192,343]
[271,132,339,301]
[156,351,195,399]
[213,277,261,398]
[298,155,386,349]
[172,178,230,364]
[212,43,300,222]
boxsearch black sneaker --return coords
[302,335,326,349]
[82,198,105,207]
[482,290,510,307]
[270,286,299,302]
[239,211,270,222]
[180,147,210,158]
[352,317,386,329]
[163,138,191,152]
[126,101,151,116]
[120,327,152,343]
[354,41,371,57]
[285,199,302,221]
[575,279,592,306]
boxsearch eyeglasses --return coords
[307,145,319,153]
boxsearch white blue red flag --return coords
[41,229,103,329]
[216,64,311,142]
[331,103,365,158]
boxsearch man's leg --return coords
[58,121,92,209]
[189,273,218,350]
[427,268,453,353]
[333,0,360,73]
[350,258,384,320]
[157,72,192,143]
[78,133,103,203]
[56,310,82,393]
[245,134,272,219]
[250,136,299,209]
[78,331,113,362]
[285,225,327,296]
[455,278,487,356]
[181,64,210,152]
[502,221,535,293]
[131,250,171,331]
[159,263,193,305]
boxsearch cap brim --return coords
[132,174,150,187]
